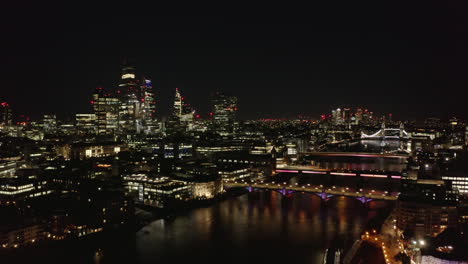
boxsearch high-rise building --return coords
[117,62,138,96]
[75,113,96,134]
[140,77,157,132]
[0,101,13,126]
[343,108,351,122]
[43,114,57,133]
[355,107,363,124]
[173,88,183,118]
[169,88,195,132]
[211,91,237,135]
[92,87,119,135]
[117,61,140,134]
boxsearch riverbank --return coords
[134,187,249,229]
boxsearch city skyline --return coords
[2,5,468,263]
[3,4,468,120]
[1,58,466,123]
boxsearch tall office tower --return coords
[343,108,351,122]
[0,101,13,126]
[362,109,372,124]
[43,114,57,133]
[331,108,343,125]
[170,88,195,131]
[336,108,343,124]
[75,113,96,134]
[211,91,238,135]
[118,61,138,96]
[331,109,337,123]
[117,62,140,134]
[92,87,119,135]
[355,107,363,124]
[173,88,183,118]
[140,78,157,132]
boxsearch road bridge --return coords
[224,180,399,202]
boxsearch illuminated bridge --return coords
[297,152,408,159]
[276,164,405,180]
[224,181,399,202]
[360,123,409,140]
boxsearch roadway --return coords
[299,152,409,159]
[224,180,399,201]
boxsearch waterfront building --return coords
[0,223,46,248]
[123,174,191,208]
[397,179,459,238]
[190,175,223,199]
[215,151,276,178]
[218,166,252,182]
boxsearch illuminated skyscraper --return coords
[140,77,157,133]
[43,114,57,133]
[0,101,12,126]
[118,61,138,96]
[75,113,96,134]
[170,88,195,132]
[173,88,183,118]
[117,61,139,134]
[355,107,363,124]
[92,87,119,135]
[211,91,237,135]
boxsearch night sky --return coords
[2,3,468,121]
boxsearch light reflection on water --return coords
[135,191,391,264]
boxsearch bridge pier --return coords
[280,188,287,196]
[357,196,373,204]
[319,192,334,200]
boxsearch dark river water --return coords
[4,191,392,264]
[122,191,390,264]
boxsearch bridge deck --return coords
[299,152,408,158]
[225,181,399,201]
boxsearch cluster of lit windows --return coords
[442,176,468,194]
[196,146,244,154]
[218,159,268,165]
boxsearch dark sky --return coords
[2,3,468,121]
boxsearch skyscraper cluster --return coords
[324,107,392,126]
[89,62,238,137]
[91,62,157,136]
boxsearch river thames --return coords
[4,189,392,264]
[124,191,390,263]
